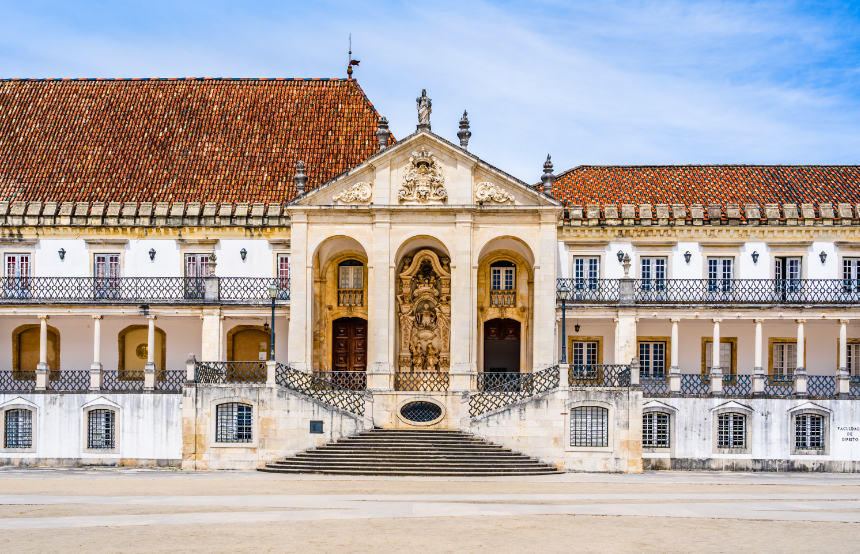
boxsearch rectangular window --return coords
[4,409,32,449]
[775,256,802,295]
[642,412,670,448]
[570,406,608,447]
[490,266,515,290]
[87,409,116,449]
[572,256,599,291]
[571,340,599,367]
[847,343,860,377]
[704,340,735,374]
[639,341,667,377]
[184,253,212,299]
[640,257,667,292]
[338,265,363,290]
[94,254,120,299]
[216,403,253,443]
[707,257,733,292]
[843,258,860,292]
[276,254,290,298]
[772,342,797,378]
[795,413,824,451]
[717,412,746,449]
[4,253,31,297]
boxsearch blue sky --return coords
[2,0,859,181]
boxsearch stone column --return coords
[668,318,681,393]
[144,314,156,390]
[710,318,723,394]
[794,319,807,396]
[35,314,49,390]
[532,216,560,370]
[752,319,765,395]
[286,212,310,371]
[200,309,222,361]
[449,213,474,391]
[90,315,103,390]
[613,312,637,365]
[367,213,393,390]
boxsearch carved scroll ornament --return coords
[333,181,373,204]
[475,181,514,204]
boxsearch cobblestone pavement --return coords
[0,469,858,552]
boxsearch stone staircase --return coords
[259,428,561,476]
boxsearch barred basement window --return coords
[642,412,670,448]
[216,403,253,443]
[4,409,32,448]
[717,412,746,449]
[795,413,824,451]
[570,406,608,447]
[87,409,115,449]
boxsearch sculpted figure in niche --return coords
[410,342,425,372]
[425,343,439,372]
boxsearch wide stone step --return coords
[272,458,547,466]
[295,453,532,460]
[260,467,560,476]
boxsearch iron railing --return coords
[0,276,289,305]
[195,361,267,384]
[47,370,91,391]
[394,372,450,392]
[640,374,670,396]
[476,372,532,392]
[155,370,186,393]
[102,370,145,392]
[557,278,860,305]
[806,375,836,398]
[0,370,36,392]
[313,371,367,391]
[469,365,560,418]
[275,363,365,416]
[569,364,631,387]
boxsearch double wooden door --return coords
[332,317,367,372]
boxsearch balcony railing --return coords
[0,277,289,305]
[489,289,516,308]
[337,288,363,307]
[557,278,860,306]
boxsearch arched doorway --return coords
[483,318,521,373]
[332,317,367,372]
[12,324,60,377]
[118,325,166,371]
[227,326,270,362]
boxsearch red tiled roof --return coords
[553,165,860,207]
[0,78,390,203]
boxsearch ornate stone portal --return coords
[396,249,451,373]
[398,148,447,203]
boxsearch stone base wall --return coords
[182,384,364,470]
[468,388,644,473]
[0,392,182,466]
[644,457,860,472]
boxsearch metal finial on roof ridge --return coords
[457,110,471,149]
[376,116,391,152]
[294,161,307,194]
[541,154,554,194]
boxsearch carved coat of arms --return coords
[398,148,447,202]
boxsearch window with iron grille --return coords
[4,409,32,448]
[87,409,116,449]
[572,256,599,291]
[570,406,608,447]
[216,403,252,443]
[642,411,670,448]
[794,413,824,451]
[639,341,666,377]
[717,412,746,449]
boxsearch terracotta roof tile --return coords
[553,165,860,207]
[0,78,391,203]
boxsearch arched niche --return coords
[226,325,270,362]
[117,325,166,371]
[12,324,60,376]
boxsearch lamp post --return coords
[558,281,570,364]
[267,282,278,361]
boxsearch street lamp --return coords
[267,282,279,361]
[558,280,570,364]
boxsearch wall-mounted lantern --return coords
[616,250,625,263]
[240,248,248,261]
[683,251,692,264]
[819,251,827,264]
[751,251,759,264]
[574,323,581,333]
[58,248,66,261]
[148,248,156,261]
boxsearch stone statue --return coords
[410,342,424,372]
[416,89,431,128]
[425,343,439,371]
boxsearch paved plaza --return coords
[0,470,858,552]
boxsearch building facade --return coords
[0,79,858,471]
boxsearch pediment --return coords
[291,131,561,209]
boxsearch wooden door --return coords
[332,318,367,372]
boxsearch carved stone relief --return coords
[475,181,514,204]
[398,148,447,203]
[332,181,373,204]
[396,249,451,373]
